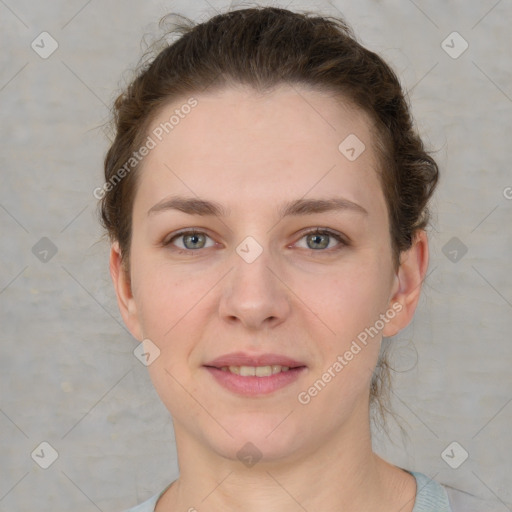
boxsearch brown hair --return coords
[99,6,439,424]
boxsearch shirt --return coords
[122,471,491,511]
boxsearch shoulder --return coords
[410,471,452,512]
[410,471,504,512]
[120,481,174,512]
[120,492,161,512]
[444,484,505,512]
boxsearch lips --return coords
[204,352,306,369]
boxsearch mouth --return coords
[203,353,307,396]
[215,364,295,377]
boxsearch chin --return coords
[214,435,305,467]
[203,413,313,464]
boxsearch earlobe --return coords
[109,241,143,341]
[382,230,429,338]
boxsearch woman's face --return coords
[113,84,409,462]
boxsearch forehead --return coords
[134,84,385,219]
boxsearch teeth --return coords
[240,366,255,377]
[255,366,271,377]
[221,365,290,376]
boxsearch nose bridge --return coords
[234,235,274,288]
[218,234,290,329]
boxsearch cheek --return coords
[303,262,390,391]
[303,272,384,398]
[130,247,191,324]
[311,262,389,333]
[130,257,217,372]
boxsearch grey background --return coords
[1,0,511,510]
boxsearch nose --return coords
[218,242,291,331]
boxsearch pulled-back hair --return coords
[99,6,439,424]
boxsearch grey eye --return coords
[306,232,330,250]
[182,232,207,249]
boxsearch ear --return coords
[382,230,429,337]
[109,241,143,341]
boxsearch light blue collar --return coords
[408,471,452,512]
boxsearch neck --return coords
[157,410,415,512]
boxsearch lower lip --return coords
[204,366,307,396]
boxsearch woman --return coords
[100,6,486,511]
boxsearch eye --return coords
[164,229,216,253]
[163,227,348,256]
[295,228,347,251]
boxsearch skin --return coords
[110,84,429,512]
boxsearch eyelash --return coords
[162,227,348,256]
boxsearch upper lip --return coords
[204,352,306,368]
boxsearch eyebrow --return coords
[147,195,368,218]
